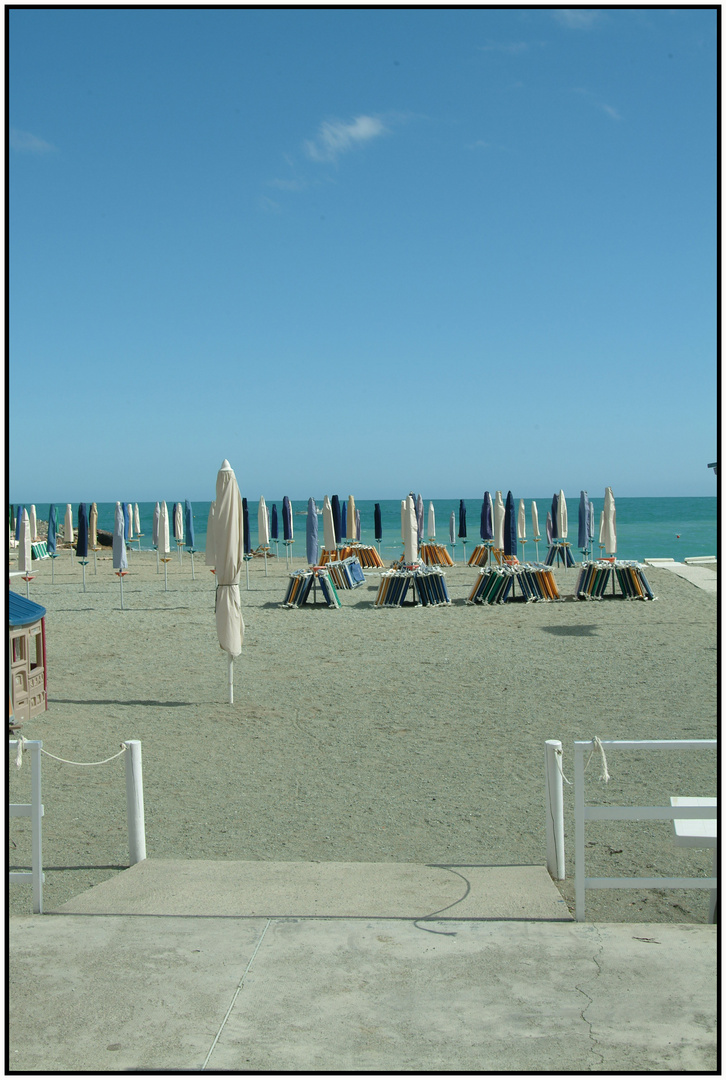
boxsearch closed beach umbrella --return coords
[113,503,128,570]
[401,500,407,541]
[458,500,467,539]
[76,503,88,557]
[29,505,37,542]
[282,496,293,542]
[158,501,171,554]
[481,492,494,541]
[64,504,74,548]
[546,512,553,545]
[355,508,361,541]
[531,500,540,538]
[517,499,526,544]
[306,498,319,565]
[331,495,341,544]
[323,496,336,552]
[89,503,98,548]
[416,494,424,546]
[258,497,270,548]
[175,501,184,544]
[270,503,278,542]
[47,505,57,554]
[503,491,517,558]
[603,487,617,554]
[578,491,589,551]
[121,503,129,541]
[449,511,456,545]
[205,502,216,567]
[494,491,505,550]
[185,500,195,549]
[347,495,356,541]
[550,494,559,540]
[403,494,418,565]
[15,505,24,542]
[588,500,596,548]
[341,502,347,540]
[242,498,251,555]
[18,509,32,574]
[170,504,178,540]
[557,489,568,540]
[374,502,382,542]
[427,501,435,540]
[212,460,245,702]
[153,503,160,547]
[127,503,134,541]
[134,504,141,536]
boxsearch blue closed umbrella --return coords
[185,500,195,549]
[76,503,89,558]
[374,503,382,542]
[546,512,553,546]
[578,491,589,551]
[306,498,318,565]
[341,502,347,539]
[550,494,559,541]
[270,503,278,541]
[47,505,57,554]
[458,500,467,539]
[331,495,341,544]
[242,498,251,555]
[481,493,493,541]
[282,496,293,542]
[16,505,24,542]
[503,491,517,558]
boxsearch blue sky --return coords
[9,7,717,501]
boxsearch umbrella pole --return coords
[119,574,124,610]
[264,551,268,577]
[245,557,250,590]
[50,556,55,584]
[164,559,169,591]
[228,654,234,704]
[81,561,87,593]
[156,548,160,574]
[93,548,98,574]
[190,551,195,580]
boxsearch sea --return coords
[13,497,718,565]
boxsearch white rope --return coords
[14,735,128,769]
[584,736,611,783]
[554,744,572,785]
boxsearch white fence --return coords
[9,738,146,915]
[573,739,717,921]
[9,740,44,913]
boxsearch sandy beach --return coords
[8,545,717,921]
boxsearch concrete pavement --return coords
[8,860,718,1073]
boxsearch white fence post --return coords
[544,740,566,880]
[125,740,146,864]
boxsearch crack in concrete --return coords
[574,929,606,1069]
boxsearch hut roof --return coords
[9,592,46,628]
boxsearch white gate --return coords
[9,739,44,914]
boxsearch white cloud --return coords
[551,10,601,30]
[10,128,55,154]
[572,88,622,121]
[304,115,387,163]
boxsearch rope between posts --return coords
[15,735,129,769]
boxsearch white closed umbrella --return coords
[403,494,418,565]
[531,501,541,560]
[517,499,527,562]
[427,501,436,540]
[603,487,617,555]
[159,500,171,591]
[494,491,505,551]
[127,504,134,541]
[174,501,184,564]
[258,496,270,575]
[153,501,160,572]
[65,504,74,559]
[557,489,568,540]
[322,496,336,554]
[347,495,356,542]
[213,460,245,703]
[29,505,37,542]
[113,502,128,608]
[134,503,141,537]
[449,510,456,560]
[401,500,407,541]
[18,509,32,594]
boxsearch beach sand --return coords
[8,546,717,921]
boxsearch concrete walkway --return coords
[644,559,717,594]
[9,861,718,1073]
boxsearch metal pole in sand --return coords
[228,654,234,704]
[162,557,170,591]
[190,550,195,580]
[80,560,87,592]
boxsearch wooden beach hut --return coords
[9,592,48,723]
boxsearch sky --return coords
[8,6,718,502]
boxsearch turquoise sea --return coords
[14,497,717,565]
